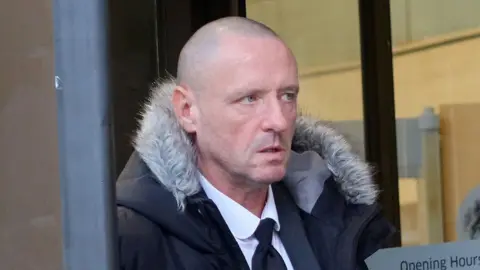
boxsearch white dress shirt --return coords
[199,175,294,270]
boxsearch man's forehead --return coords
[206,36,297,87]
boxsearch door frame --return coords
[357,0,401,247]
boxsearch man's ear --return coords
[172,85,197,133]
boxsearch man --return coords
[116,16,395,270]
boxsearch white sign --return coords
[365,240,480,270]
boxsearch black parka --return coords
[116,79,396,270]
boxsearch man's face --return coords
[191,35,299,186]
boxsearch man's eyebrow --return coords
[281,85,300,93]
[227,85,299,99]
[286,85,299,91]
[227,87,267,98]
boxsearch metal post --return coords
[418,107,444,244]
[358,0,401,247]
[53,0,118,268]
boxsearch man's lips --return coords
[258,146,285,153]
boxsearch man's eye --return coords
[282,92,297,101]
[240,95,258,104]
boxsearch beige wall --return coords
[247,0,480,72]
[297,35,480,121]
[0,0,63,269]
[247,0,361,69]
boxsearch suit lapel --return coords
[272,183,322,270]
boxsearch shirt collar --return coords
[198,174,280,240]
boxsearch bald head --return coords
[176,16,284,90]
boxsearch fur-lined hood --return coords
[132,78,379,210]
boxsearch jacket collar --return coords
[198,173,280,240]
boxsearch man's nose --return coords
[261,100,288,132]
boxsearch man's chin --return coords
[252,167,286,184]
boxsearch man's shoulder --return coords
[116,206,167,252]
[117,206,163,237]
[117,206,175,269]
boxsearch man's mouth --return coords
[259,146,285,153]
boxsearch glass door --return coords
[389,0,480,246]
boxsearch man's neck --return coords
[199,164,268,217]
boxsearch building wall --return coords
[247,0,480,71]
[0,0,63,269]
[297,35,480,121]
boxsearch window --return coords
[390,0,480,246]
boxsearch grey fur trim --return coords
[292,117,379,205]
[133,77,378,210]
[133,77,201,210]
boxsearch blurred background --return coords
[1,0,479,269]
[246,0,480,247]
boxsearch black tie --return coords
[252,218,288,270]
